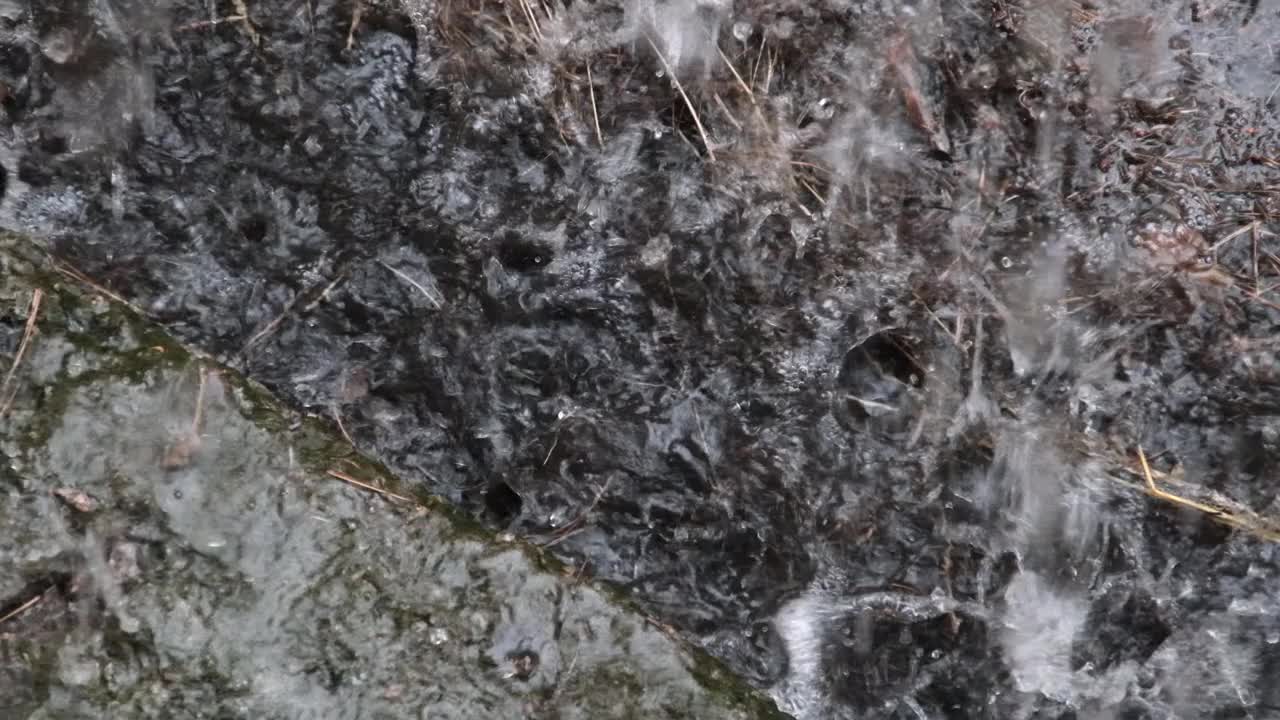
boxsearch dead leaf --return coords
[53,487,96,513]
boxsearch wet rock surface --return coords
[0,0,1278,718]
[0,235,785,719]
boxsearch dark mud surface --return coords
[1,0,1279,717]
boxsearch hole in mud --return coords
[836,332,923,426]
[16,155,53,188]
[483,480,523,525]
[239,216,270,244]
[497,233,553,272]
[505,650,539,680]
[36,133,68,155]
[0,43,29,76]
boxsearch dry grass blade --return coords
[1210,220,1258,252]
[1,288,43,418]
[1135,447,1280,542]
[379,261,442,309]
[586,64,604,149]
[192,368,209,435]
[327,468,414,504]
[716,45,755,105]
[644,35,716,163]
[517,0,543,43]
[713,94,742,130]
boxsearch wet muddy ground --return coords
[1,0,1279,717]
[0,236,785,719]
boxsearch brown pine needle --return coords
[586,65,604,150]
[798,177,825,206]
[645,36,716,163]
[52,261,128,305]
[1135,447,1280,542]
[0,591,44,626]
[327,468,413,504]
[1138,446,1222,517]
[1,289,43,418]
[716,46,755,105]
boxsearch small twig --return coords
[586,65,604,150]
[300,272,350,313]
[241,312,290,354]
[244,273,349,354]
[1,289,43,417]
[645,35,716,162]
[327,469,413,504]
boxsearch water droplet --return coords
[1001,256,1013,269]
[428,626,450,646]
